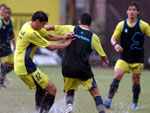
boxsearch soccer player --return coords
[0,7,15,88]
[14,11,74,113]
[45,13,109,113]
[104,2,150,109]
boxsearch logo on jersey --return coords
[124,28,128,33]
[3,26,6,29]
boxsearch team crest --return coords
[3,26,6,29]
[125,28,128,33]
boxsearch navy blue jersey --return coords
[120,19,145,63]
[62,25,94,81]
[0,18,13,57]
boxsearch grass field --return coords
[0,66,150,113]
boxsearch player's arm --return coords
[30,31,74,50]
[140,20,150,37]
[92,34,109,67]
[46,38,74,50]
[111,21,124,53]
[45,32,74,41]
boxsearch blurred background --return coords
[1,0,150,68]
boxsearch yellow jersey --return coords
[14,22,50,75]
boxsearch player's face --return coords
[0,6,5,16]
[36,20,46,30]
[127,6,139,19]
[3,9,11,21]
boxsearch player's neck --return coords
[128,18,137,25]
[80,24,89,29]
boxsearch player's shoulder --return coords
[117,20,124,27]
[139,19,149,26]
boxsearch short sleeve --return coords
[112,21,124,40]
[29,31,50,48]
[38,28,48,37]
[92,34,106,57]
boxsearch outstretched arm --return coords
[45,32,74,41]
[46,38,74,50]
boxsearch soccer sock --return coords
[66,93,74,105]
[35,86,46,111]
[1,65,14,77]
[132,84,141,104]
[94,96,105,113]
[108,79,120,99]
[40,93,55,112]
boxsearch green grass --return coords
[0,66,150,113]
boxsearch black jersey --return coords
[120,19,145,63]
[62,25,94,81]
[0,18,13,57]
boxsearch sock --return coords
[108,79,120,99]
[66,93,74,105]
[94,96,105,113]
[40,94,55,111]
[1,65,14,81]
[132,84,141,104]
[35,86,46,111]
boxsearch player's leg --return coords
[131,63,143,109]
[64,77,79,113]
[4,54,14,82]
[131,73,141,109]
[65,90,75,113]
[39,80,56,113]
[31,68,56,113]
[104,59,128,109]
[89,87,105,113]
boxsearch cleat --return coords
[0,84,6,89]
[104,99,111,109]
[4,76,13,82]
[132,103,138,110]
[65,104,73,113]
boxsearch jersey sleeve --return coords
[29,31,50,48]
[54,25,74,35]
[140,20,150,37]
[112,21,124,40]
[91,34,106,57]
[38,28,48,37]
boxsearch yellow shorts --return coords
[0,54,14,64]
[17,68,49,89]
[63,77,97,93]
[115,59,144,74]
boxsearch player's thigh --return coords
[32,68,49,89]
[0,54,14,64]
[130,63,144,74]
[64,77,80,93]
[81,77,97,91]
[8,54,14,64]
[115,59,130,72]
[17,74,36,89]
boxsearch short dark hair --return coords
[80,13,92,26]
[127,2,140,11]
[32,11,48,22]
[0,4,6,9]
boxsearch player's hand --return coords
[64,37,75,47]
[114,44,123,53]
[103,59,109,67]
[101,56,109,67]
[64,32,74,40]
